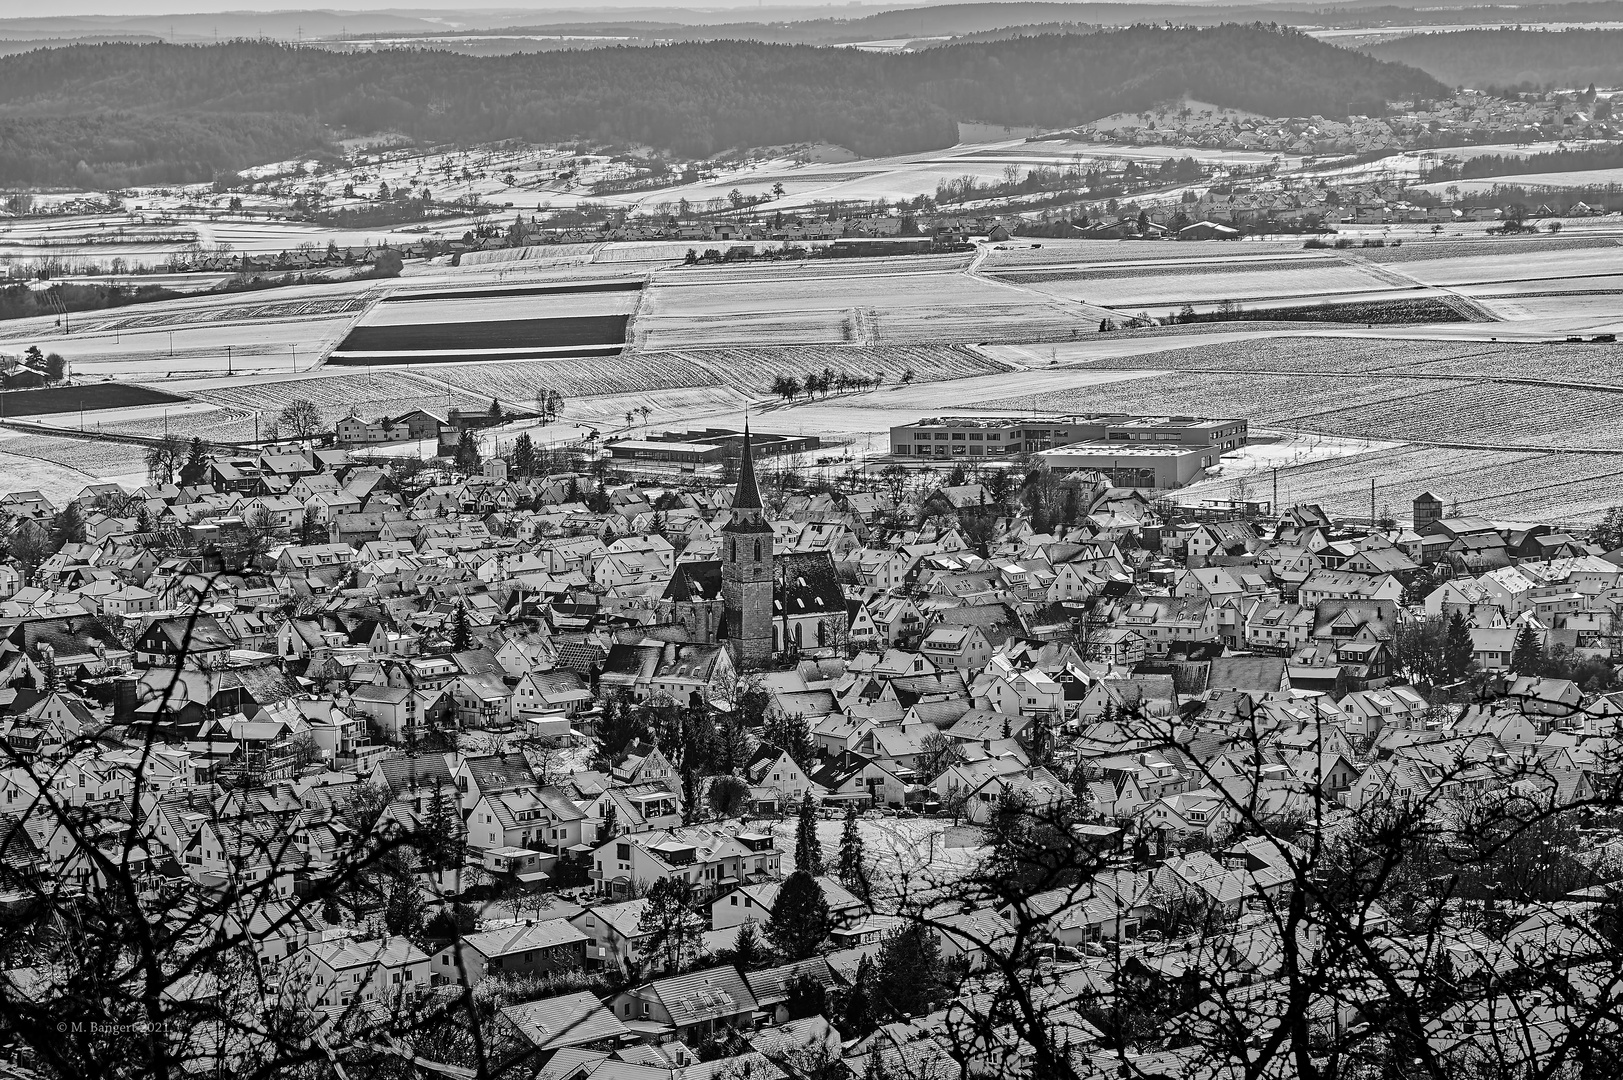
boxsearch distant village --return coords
[1071,88,1619,156]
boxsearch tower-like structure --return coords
[722,422,775,670]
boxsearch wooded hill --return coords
[1367,28,1623,90]
[0,25,1445,187]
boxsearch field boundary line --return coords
[1085,364,1623,397]
[0,417,258,453]
[314,283,389,371]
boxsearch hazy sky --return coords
[15,0,889,16]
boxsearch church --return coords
[658,424,848,670]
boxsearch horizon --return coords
[1,0,1327,25]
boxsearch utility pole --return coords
[226,344,233,375]
[1370,477,1376,530]
[1272,466,1279,517]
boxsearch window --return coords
[895,444,910,455]
[617,843,631,861]
[986,432,1000,441]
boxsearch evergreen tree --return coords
[764,711,814,767]
[716,713,750,772]
[383,874,423,941]
[874,925,946,1021]
[842,955,879,1035]
[1510,623,1544,676]
[730,917,764,973]
[47,502,86,552]
[176,436,211,488]
[681,767,701,824]
[1444,610,1476,682]
[420,777,458,870]
[784,971,827,1020]
[454,429,481,472]
[837,801,867,898]
[707,774,750,819]
[637,877,704,975]
[766,870,831,961]
[511,431,535,477]
[450,602,472,651]
[795,794,824,874]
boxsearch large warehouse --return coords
[889,413,1246,460]
[1030,442,1218,489]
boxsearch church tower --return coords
[722,422,775,670]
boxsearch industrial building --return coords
[1031,442,1218,489]
[606,427,820,466]
[888,413,1246,460]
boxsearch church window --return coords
[754,540,761,561]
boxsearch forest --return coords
[1367,28,1623,90]
[0,25,1444,187]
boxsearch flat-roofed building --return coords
[1031,442,1218,489]
[607,428,820,465]
[889,413,1246,460]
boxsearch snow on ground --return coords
[0,430,146,500]
[751,815,989,902]
[1200,431,1406,483]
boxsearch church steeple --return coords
[732,420,763,513]
[722,417,774,669]
[724,420,769,532]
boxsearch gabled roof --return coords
[637,965,757,1025]
[461,918,586,961]
[501,990,629,1050]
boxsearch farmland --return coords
[329,280,641,364]
[0,216,1618,522]
[993,257,1393,309]
[635,262,1091,349]
[1180,445,1623,523]
[0,383,182,416]
[330,315,630,362]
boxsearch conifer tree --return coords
[766,870,830,961]
[874,924,946,1021]
[638,877,704,975]
[842,954,879,1035]
[730,917,763,972]
[795,794,823,875]
[450,602,471,651]
[1510,623,1544,676]
[511,431,535,477]
[837,801,867,897]
[1444,610,1476,682]
[716,712,750,773]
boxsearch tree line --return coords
[0,26,1444,186]
[1367,27,1623,91]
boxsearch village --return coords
[1,401,1620,1078]
[1073,87,1620,156]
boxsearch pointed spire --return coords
[733,418,763,511]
